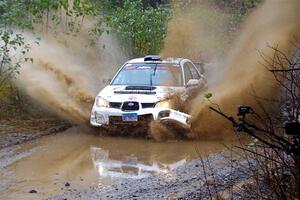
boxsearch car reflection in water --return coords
[90,147,187,179]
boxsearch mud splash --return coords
[161,0,300,139]
[161,1,233,61]
[190,0,300,139]
[17,22,127,123]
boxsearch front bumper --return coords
[90,107,191,129]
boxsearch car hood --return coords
[98,85,184,103]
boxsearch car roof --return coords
[127,57,184,65]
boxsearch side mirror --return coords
[186,79,199,87]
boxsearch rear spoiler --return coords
[192,61,206,74]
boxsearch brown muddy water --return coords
[0,127,244,199]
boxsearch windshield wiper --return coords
[150,63,158,90]
[153,63,158,76]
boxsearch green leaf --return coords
[204,93,213,99]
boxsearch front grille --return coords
[141,103,155,108]
[109,102,122,109]
[121,101,139,111]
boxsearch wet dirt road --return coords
[0,127,243,200]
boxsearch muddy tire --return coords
[149,121,179,141]
[149,120,191,141]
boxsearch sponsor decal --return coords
[124,64,179,71]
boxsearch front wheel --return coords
[149,120,190,141]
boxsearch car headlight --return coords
[155,100,172,108]
[95,96,109,108]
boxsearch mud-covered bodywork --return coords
[90,56,206,134]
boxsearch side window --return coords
[183,63,193,84]
[187,63,200,79]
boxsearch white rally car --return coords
[90,55,206,134]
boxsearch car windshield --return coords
[111,63,183,86]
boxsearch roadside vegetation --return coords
[206,43,300,199]
[98,0,171,57]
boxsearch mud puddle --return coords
[0,127,244,199]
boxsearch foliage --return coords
[97,0,169,11]
[0,30,30,93]
[212,0,263,25]
[204,92,212,99]
[0,0,96,95]
[199,0,263,37]
[231,0,263,24]
[0,0,96,33]
[96,0,171,57]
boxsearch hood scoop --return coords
[125,86,157,90]
[113,86,157,95]
[114,90,156,95]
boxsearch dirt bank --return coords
[0,118,71,149]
